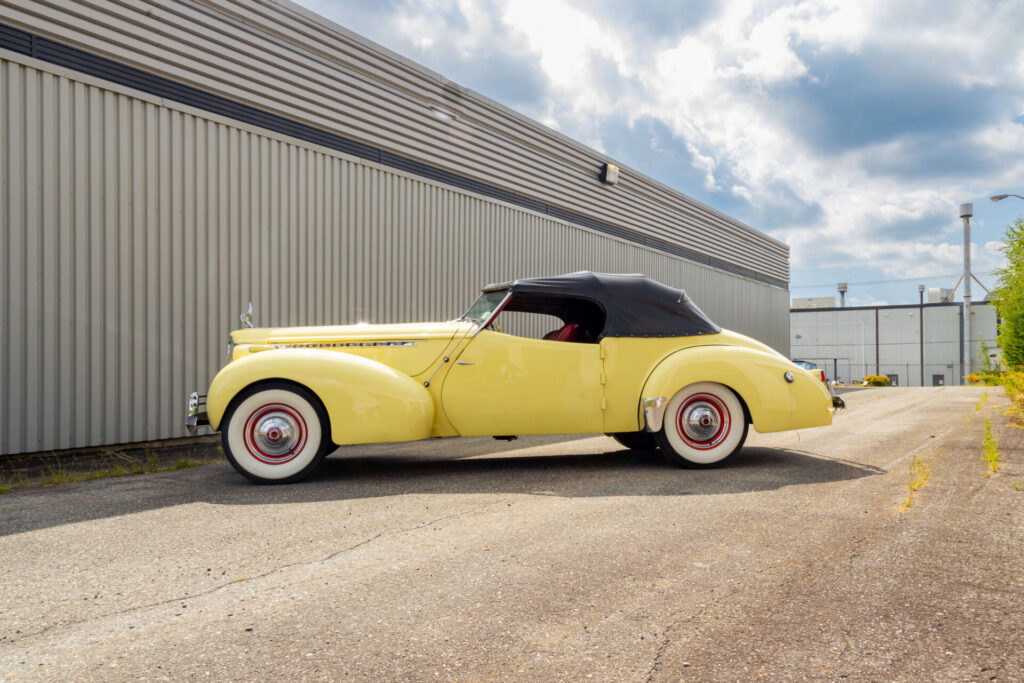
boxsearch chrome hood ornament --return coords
[240,301,254,329]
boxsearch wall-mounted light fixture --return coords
[600,163,619,185]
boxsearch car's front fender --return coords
[640,345,833,433]
[206,349,434,445]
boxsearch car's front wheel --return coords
[221,381,331,484]
[655,382,748,468]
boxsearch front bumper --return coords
[186,391,209,434]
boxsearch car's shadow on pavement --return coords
[0,436,886,536]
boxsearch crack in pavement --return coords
[644,603,713,682]
[4,501,502,646]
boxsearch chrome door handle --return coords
[456,361,474,366]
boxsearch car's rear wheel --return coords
[655,382,748,468]
[610,431,659,451]
[221,381,330,484]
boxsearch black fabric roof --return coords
[484,272,720,338]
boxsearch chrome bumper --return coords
[186,391,209,434]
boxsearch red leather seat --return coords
[542,322,579,342]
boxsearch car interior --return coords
[492,294,606,343]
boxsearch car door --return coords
[440,329,605,436]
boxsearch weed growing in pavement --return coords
[975,392,989,411]
[1013,482,1022,491]
[900,456,931,511]
[0,476,8,495]
[982,419,1002,476]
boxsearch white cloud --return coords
[296,0,1022,298]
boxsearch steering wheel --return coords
[489,320,503,333]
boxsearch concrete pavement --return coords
[1,386,1021,681]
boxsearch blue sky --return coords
[295,0,1024,306]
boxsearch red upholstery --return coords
[542,322,579,342]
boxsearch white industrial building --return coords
[791,301,999,387]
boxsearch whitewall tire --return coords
[655,382,748,468]
[221,382,331,484]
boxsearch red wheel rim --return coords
[242,403,308,465]
[675,393,731,450]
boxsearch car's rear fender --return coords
[640,345,832,433]
[206,349,434,445]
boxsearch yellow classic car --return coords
[188,272,843,483]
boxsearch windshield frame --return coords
[459,288,512,334]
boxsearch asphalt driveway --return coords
[0,386,1021,681]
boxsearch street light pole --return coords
[919,284,925,387]
[960,203,973,380]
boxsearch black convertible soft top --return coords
[484,271,720,339]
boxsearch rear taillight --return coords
[816,369,826,384]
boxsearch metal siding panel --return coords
[0,54,788,455]
[41,71,60,447]
[0,60,10,454]
[0,0,788,283]
[24,62,41,452]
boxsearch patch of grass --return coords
[900,455,931,511]
[42,459,71,486]
[975,391,989,411]
[1,447,223,492]
[982,419,1002,476]
[1013,482,1022,491]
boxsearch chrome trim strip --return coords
[642,396,668,433]
[270,340,418,349]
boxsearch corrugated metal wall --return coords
[0,52,788,455]
[790,304,999,387]
[0,0,788,284]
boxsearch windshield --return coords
[460,289,509,323]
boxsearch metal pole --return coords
[919,284,925,387]
[960,203,973,380]
[874,308,880,376]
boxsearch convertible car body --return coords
[188,272,842,483]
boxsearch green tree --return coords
[993,216,1024,368]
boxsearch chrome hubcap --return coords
[253,413,300,456]
[682,403,720,442]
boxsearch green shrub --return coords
[863,374,892,386]
[1002,367,1024,418]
